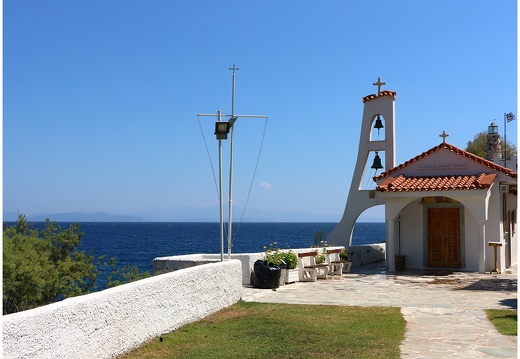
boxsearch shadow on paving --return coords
[498,298,518,310]
[460,278,517,291]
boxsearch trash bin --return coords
[253,260,281,289]
[395,255,406,271]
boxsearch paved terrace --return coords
[242,262,517,359]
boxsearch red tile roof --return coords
[374,142,517,181]
[376,173,497,192]
[362,90,397,103]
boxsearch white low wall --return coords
[153,244,387,286]
[346,244,386,268]
[3,260,243,359]
[153,253,263,286]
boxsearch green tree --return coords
[465,130,517,160]
[3,214,96,313]
[3,214,149,314]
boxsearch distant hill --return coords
[3,207,383,223]
[3,212,145,222]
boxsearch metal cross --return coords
[439,130,449,143]
[372,77,386,95]
[229,64,240,73]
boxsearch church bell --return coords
[374,115,384,135]
[371,151,383,170]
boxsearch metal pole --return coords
[228,129,234,260]
[227,66,237,260]
[504,113,507,168]
[217,110,224,261]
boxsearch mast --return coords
[228,65,239,260]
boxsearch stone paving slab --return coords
[242,263,517,358]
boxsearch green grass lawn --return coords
[120,301,405,359]
[485,309,517,336]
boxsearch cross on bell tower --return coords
[372,77,386,95]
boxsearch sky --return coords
[3,1,518,222]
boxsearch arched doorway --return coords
[423,197,464,269]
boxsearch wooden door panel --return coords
[428,208,461,268]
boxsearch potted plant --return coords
[315,251,327,264]
[314,240,328,264]
[278,250,298,283]
[339,248,352,273]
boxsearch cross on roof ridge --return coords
[439,130,449,143]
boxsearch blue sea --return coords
[18,222,385,290]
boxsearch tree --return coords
[3,214,97,313]
[465,130,517,160]
[3,214,149,314]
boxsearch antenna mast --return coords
[197,65,268,260]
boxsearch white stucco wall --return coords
[153,246,386,285]
[153,253,264,285]
[3,260,243,359]
[464,208,480,271]
[398,200,424,269]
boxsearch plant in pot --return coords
[278,250,298,283]
[315,251,327,264]
[253,243,282,289]
[314,240,328,264]
[339,248,352,273]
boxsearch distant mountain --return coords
[3,212,145,222]
[3,207,383,223]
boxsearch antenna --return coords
[197,65,268,260]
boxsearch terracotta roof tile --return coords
[362,90,397,103]
[376,173,497,192]
[374,142,517,181]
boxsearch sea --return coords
[14,221,385,291]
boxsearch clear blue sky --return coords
[3,1,517,222]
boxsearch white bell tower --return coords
[328,78,396,246]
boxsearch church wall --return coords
[397,200,424,269]
[463,208,479,271]
[504,190,517,268]
[396,148,497,178]
[485,185,506,271]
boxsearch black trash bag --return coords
[253,260,281,289]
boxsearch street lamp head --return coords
[215,121,230,140]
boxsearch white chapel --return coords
[328,80,517,274]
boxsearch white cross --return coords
[439,130,449,143]
[372,77,386,95]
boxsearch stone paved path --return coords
[242,263,517,358]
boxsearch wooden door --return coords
[428,208,461,268]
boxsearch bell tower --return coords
[328,78,396,245]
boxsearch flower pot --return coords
[285,269,299,284]
[279,268,286,286]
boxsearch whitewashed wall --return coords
[3,260,242,359]
[153,245,386,285]
[153,253,263,285]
